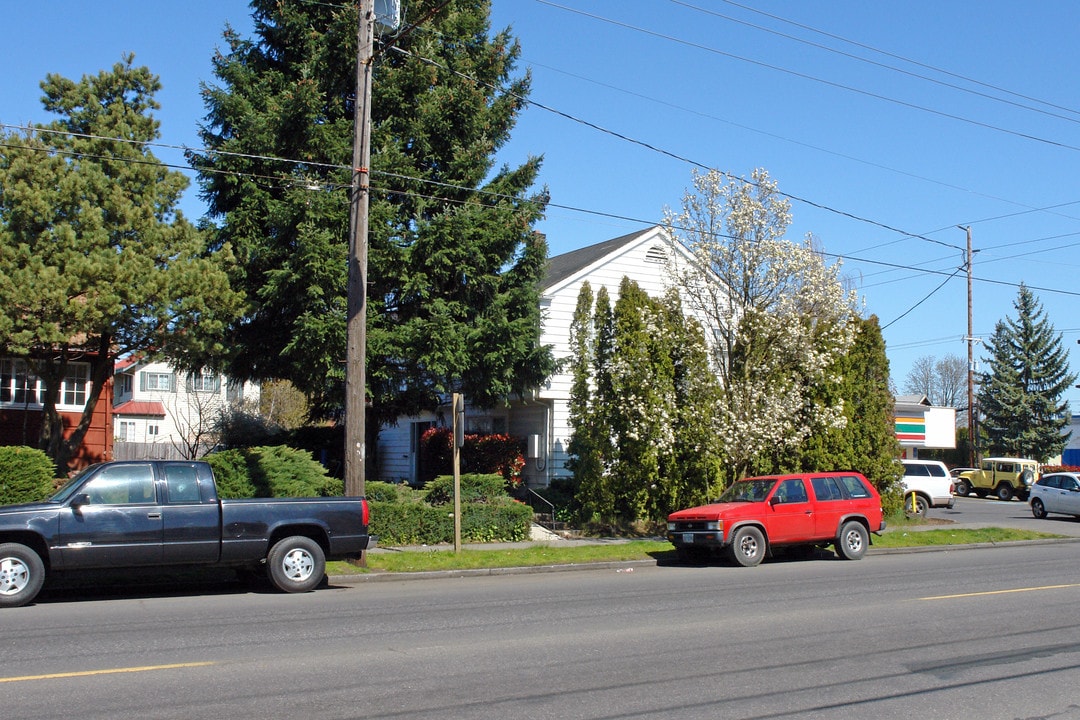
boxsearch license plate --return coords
[682,533,694,544]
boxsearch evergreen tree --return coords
[193,0,553,428]
[0,57,241,471]
[576,286,616,525]
[564,282,598,509]
[977,284,1074,461]
[658,289,723,512]
[792,316,901,492]
[608,278,672,523]
[565,280,722,527]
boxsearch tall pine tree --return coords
[0,57,241,471]
[978,284,1074,460]
[193,0,553,429]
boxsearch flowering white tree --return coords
[665,168,859,481]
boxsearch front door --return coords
[766,478,815,543]
[57,462,163,568]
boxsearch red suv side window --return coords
[837,475,871,498]
[810,476,843,501]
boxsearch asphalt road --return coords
[6,540,1080,720]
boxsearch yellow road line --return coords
[0,661,216,683]
[922,583,1080,600]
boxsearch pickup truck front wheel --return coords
[267,536,326,593]
[0,543,45,608]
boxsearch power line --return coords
[674,0,1080,126]
[537,1,1080,154]
[386,43,966,252]
[711,0,1080,120]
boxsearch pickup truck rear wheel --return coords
[0,543,45,608]
[267,536,326,593]
[729,526,766,567]
[835,522,869,561]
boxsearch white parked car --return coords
[900,459,956,516]
[1030,472,1080,519]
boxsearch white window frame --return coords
[141,371,176,392]
[187,371,221,394]
[0,358,91,411]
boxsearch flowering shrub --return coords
[419,427,526,488]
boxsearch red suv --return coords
[666,472,886,566]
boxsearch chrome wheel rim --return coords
[280,548,315,583]
[0,557,30,596]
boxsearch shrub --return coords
[424,473,507,506]
[365,480,418,504]
[418,428,526,487]
[206,445,343,499]
[0,446,56,505]
[879,480,905,518]
[205,449,257,498]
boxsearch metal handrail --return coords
[523,485,556,529]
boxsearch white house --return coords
[113,358,260,458]
[375,225,703,486]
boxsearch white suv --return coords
[900,459,956,517]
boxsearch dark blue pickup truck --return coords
[0,459,375,608]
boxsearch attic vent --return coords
[644,244,667,264]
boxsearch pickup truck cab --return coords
[666,471,885,567]
[953,457,1039,501]
[0,460,375,608]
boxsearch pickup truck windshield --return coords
[49,465,99,503]
[718,479,776,503]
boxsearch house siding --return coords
[375,225,701,487]
[0,357,114,469]
[113,360,260,459]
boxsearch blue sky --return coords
[5,1,1080,411]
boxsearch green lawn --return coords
[328,525,1068,575]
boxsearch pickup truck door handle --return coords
[147,512,162,519]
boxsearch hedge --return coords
[0,446,56,506]
[368,474,532,546]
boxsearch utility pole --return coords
[961,225,976,467]
[345,0,376,498]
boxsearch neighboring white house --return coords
[376,225,704,487]
[113,358,260,458]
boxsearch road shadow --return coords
[33,567,336,606]
[652,545,840,568]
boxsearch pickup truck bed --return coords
[0,460,375,608]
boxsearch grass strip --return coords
[328,527,1067,575]
[872,526,1062,547]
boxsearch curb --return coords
[330,558,657,584]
